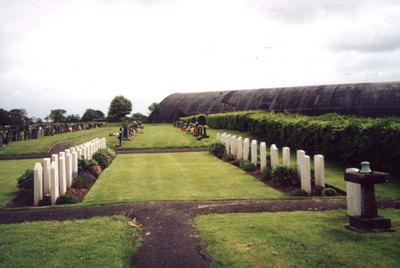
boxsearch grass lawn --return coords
[196,209,400,268]
[83,152,284,205]
[0,216,140,267]
[0,159,40,208]
[0,126,118,156]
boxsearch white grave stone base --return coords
[243,138,250,161]
[270,144,278,169]
[282,147,290,166]
[33,163,43,206]
[260,142,267,171]
[301,155,312,194]
[236,137,243,160]
[346,168,361,216]
[251,140,258,165]
[314,154,325,187]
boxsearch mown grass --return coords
[0,159,40,208]
[196,209,400,268]
[83,152,284,205]
[0,216,140,267]
[0,126,118,156]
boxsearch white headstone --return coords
[59,157,67,195]
[65,153,73,188]
[301,155,312,194]
[217,133,221,141]
[72,151,78,176]
[59,152,65,160]
[251,140,257,165]
[260,142,267,171]
[270,144,279,169]
[50,162,59,205]
[51,154,58,163]
[33,162,43,206]
[296,150,305,177]
[282,147,290,166]
[236,137,243,160]
[243,138,250,161]
[65,149,71,155]
[225,134,231,154]
[314,154,325,187]
[42,158,51,195]
[231,135,237,157]
[346,168,361,216]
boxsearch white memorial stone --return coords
[42,158,51,195]
[66,153,73,188]
[33,162,43,206]
[72,151,78,176]
[217,133,221,141]
[251,140,257,165]
[236,137,243,160]
[346,168,361,216]
[59,157,67,195]
[50,162,59,205]
[296,150,305,177]
[314,154,325,187]
[301,155,312,194]
[282,147,290,166]
[59,152,65,159]
[243,138,250,161]
[231,135,237,157]
[270,144,279,169]
[65,149,71,155]
[260,142,267,171]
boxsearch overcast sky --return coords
[0,0,399,119]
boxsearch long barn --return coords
[151,81,400,122]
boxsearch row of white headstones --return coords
[217,133,326,194]
[32,137,107,206]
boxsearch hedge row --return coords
[180,114,207,125]
[203,111,400,176]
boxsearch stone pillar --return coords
[243,138,250,161]
[66,153,73,188]
[42,158,51,195]
[251,140,257,165]
[346,168,361,216]
[72,151,78,176]
[314,154,325,188]
[59,157,67,195]
[260,142,267,171]
[296,150,305,178]
[282,147,290,166]
[217,133,221,141]
[65,149,71,155]
[59,152,65,160]
[33,162,43,206]
[50,161,59,205]
[51,154,59,179]
[301,155,312,194]
[270,144,279,169]
[225,134,231,154]
[231,135,237,157]
[236,137,243,160]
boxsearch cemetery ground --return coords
[0,124,400,267]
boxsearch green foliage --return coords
[294,189,309,196]
[56,195,77,204]
[72,172,97,188]
[209,142,226,157]
[323,188,337,196]
[108,95,132,121]
[240,160,257,172]
[49,109,67,123]
[223,153,235,162]
[17,169,34,194]
[78,158,102,177]
[271,165,298,185]
[92,148,116,170]
[82,108,104,121]
[148,102,161,123]
[262,167,272,181]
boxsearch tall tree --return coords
[49,109,67,123]
[148,102,161,123]
[9,109,28,126]
[0,108,10,126]
[107,96,132,121]
[66,114,81,123]
[82,109,97,122]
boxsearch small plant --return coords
[262,167,272,181]
[323,187,337,196]
[93,147,116,170]
[56,195,77,205]
[271,165,298,185]
[72,172,97,188]
[223,153,235,162]
[78,158,102,177]
[17,169,34,194]
[294,189,309,196]
[209,142,226,157]
[240,160,257,172]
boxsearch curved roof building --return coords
[152,81,400,122]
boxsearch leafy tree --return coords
[66,114,81,122]
[0,108,10,125]
[107,95,132,121]
[132,112,147,122]
[95,110,105,120]
[148,102,161,123]
[82,109,105,121]
[9,109,28,126]
[49,109,67,123]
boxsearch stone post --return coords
[231,135,237,157]
[314,154,325,188]
[282,147,290,166]
[66,153,73,188]
[243,138,249,161]
[59,152,65,160]
[225,134,231,154]
[301,155,312,194]
[346,168,361,217]
[270,144,279,169]
[72,151,78,176]
[59,157,67,195]
[296,150,305,178]
[50,161,59,205]
[33,162,43,206]
[43,158,51,195]
[260,142,267,171]
[251,140,257,165]
[65,149,70,155]
[236,137,243,160]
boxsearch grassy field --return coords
[0,126,118,156]
[83,152,284,205]
[196,209,400,268]
[0,216,140,267]
[0,159,40,208]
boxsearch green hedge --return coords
[203,111,400,176]
[180,114,207,125]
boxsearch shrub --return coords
[78,158,102,177]
[197,114,207,125]
[93,147,116,170]
[223,153,235,162]
[262,167,272,181]
[294,189,309,196]
[209,142,226,157]
[323,188,337,196]
[56,195,77,205]
[72,171,97,188]
[271,165,298,185]
[17,169,34,194]
[240,160,257,172]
